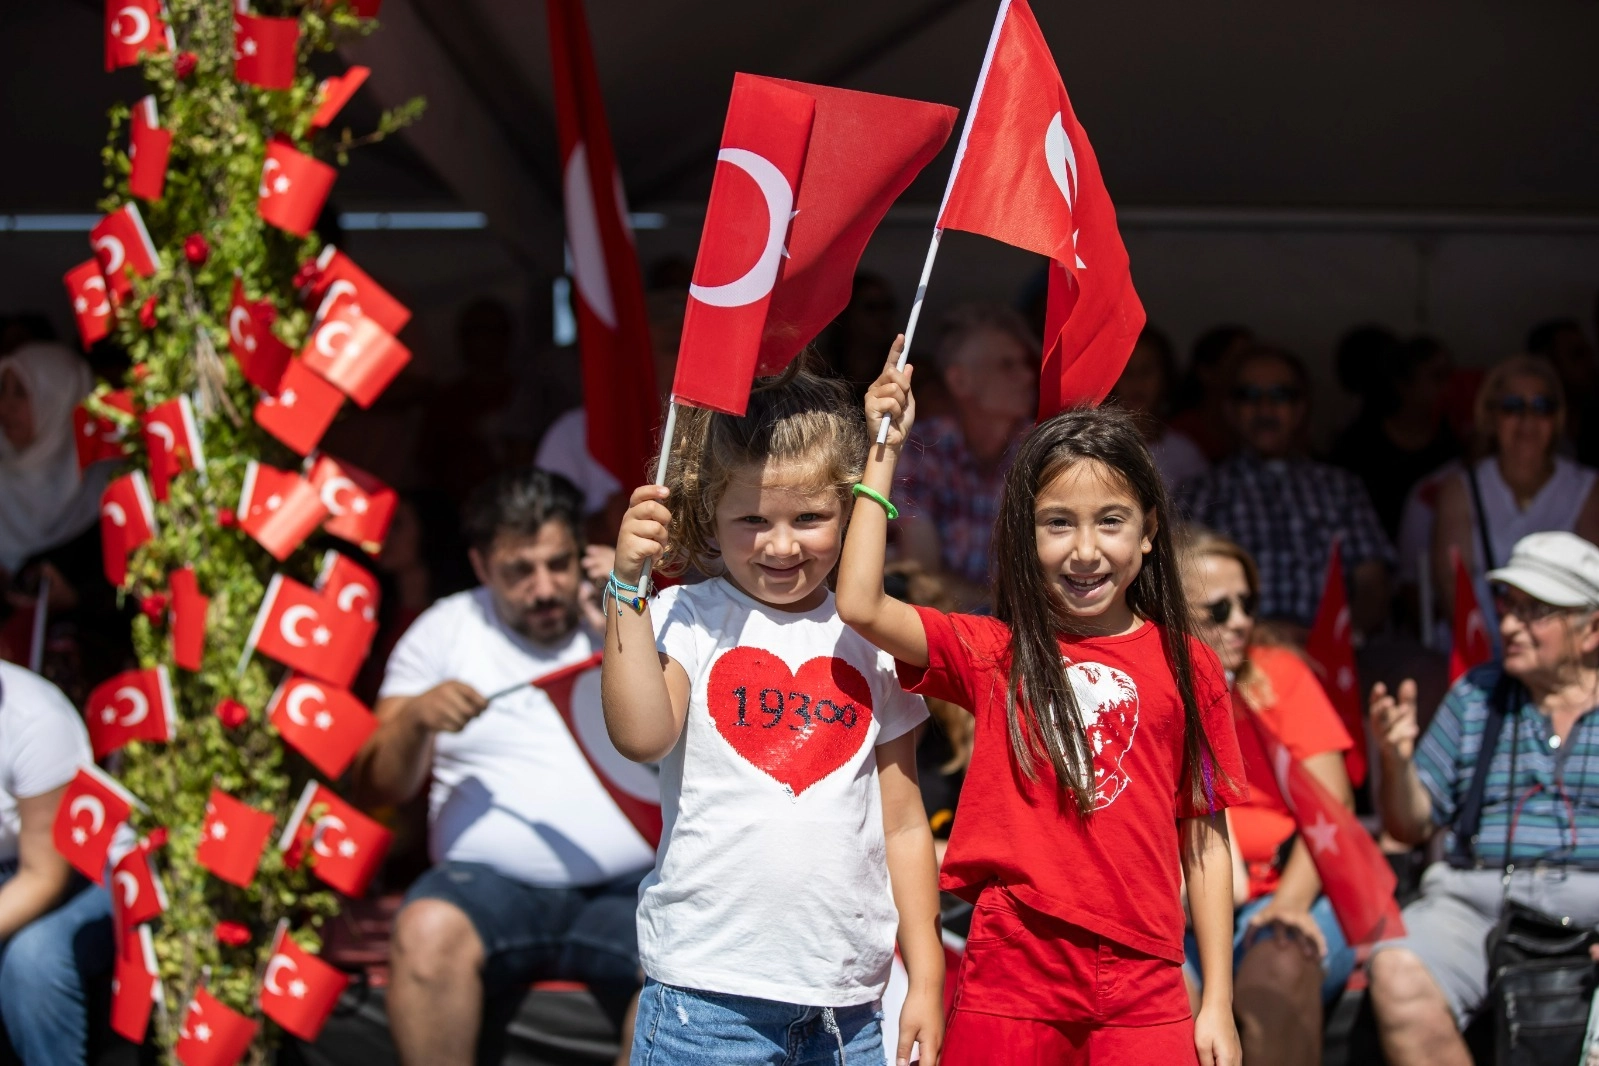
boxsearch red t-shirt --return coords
[1229,645,1354,899]
[899,608,1248,963]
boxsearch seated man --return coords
[356,470,654,1066]
[1367,531,1599,1066]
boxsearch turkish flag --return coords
[170,566,209,671]
[1304,539,1367,787]
[244,573,365,687]
[266,675,377,779]
[129,95,172,201]
[303,246,411,335]
[234,11,298,90]
[228,277,292,392]
[105,0,169,72]
[314,550,379,655]
[238,460,329,561]
[144,395,206,502]
[258,924,350,1041]
[254,358,344,456]
[174,987,258,1066]
[536,652,662,847]
[310,66,369,129]
[85,666,176,760]
[1449,547,1493,682]
[52,765,138,884]
[670,75,814,415]
[279,781,391,897]
[936,0,1143,417]
[110,924,160,1043]
[258,137,336,238]
[300,294,411,408]
[73,388,134,468]
[307,455,396,552]
[195,789,275,889]
[111,839,168,929]
[100,471,158,587]
[1244,711,1405,946]
[91,204,162,299]
[64,260,114,350]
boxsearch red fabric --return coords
[547,0,658,489]
[91,204,161,298]
[73,389,133,468]
[86,666,175,760]
[111,841,167,929]
[314,550,381,645]
[280,782,392,897]
[195,789,275,889]
[128,96,171,201]
[1302,539,1367,786]
[1449,547,1493,682]
[1228,646,1353,898]
[238,461,329,561]
[247,573,368,687]
[143,396,204,502]
[174,988,258,1066]
[259,927,349,1041]
[259,137,336,238]
[105,1,167,72]
[228,277,292,392]
[253,358,345,456]
[266,675,377,780]
[53,766,137,884]
[299,294,411,407]
[308,455,397,553]
[900,609,1247,963]
[64,261,113,351]
[936,0,1142,417]
[233,12,298,90]
[169,566,209,671]
[305,246,411,335]
[99,471,157,587]
[110,925,158,1043]
[310,66,369,129]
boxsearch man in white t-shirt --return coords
[0,662,113,1066]
[356,470,654,1066]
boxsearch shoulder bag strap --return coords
[1451,671,1519,865]
[1465,462,1497,569]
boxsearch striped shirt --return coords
[1417,663,1599,867]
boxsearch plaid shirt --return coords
[896,416,1024,587]
[1177,453,1394,626]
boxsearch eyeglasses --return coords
[1490,583,1582,624]
[1230,384,1303,406]
[1202,593,1257,625]
[1495,395,1559,418]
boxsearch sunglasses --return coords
[1495,395,1559,417]
[1202,593,1257,625]
[1490,583,1584,625]
[1231,384,1303,406]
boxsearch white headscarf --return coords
[0,343,105,574]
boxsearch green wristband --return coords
[851,483,899,520]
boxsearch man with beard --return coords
[356,469,652,1066]
[1180,345,1394,636]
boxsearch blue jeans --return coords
[632,980,884,1065]
[1183,893,1356,1005]
[0,878,113,1066]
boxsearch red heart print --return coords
[707,647,875,796]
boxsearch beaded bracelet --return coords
[851,483,899,520]
[605,571,647,616]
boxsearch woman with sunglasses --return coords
[1179,529,1359,1066]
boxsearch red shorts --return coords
[942,884,1195,1066]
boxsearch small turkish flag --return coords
[279,781,391,898]
[64,260,114,350]
[258,137,336,238]
[86,666,176,760]
[258,924,350,1041]
[1449,547,1494,683]
[170,566,209,671]
[111,839,168,929]
[308,455,396,552]
[129,95,173,201]
[91,204,162,299]
[144,395,206,502]
[73,388,134,469]
[1304,538,1367,787]
[110,924,160,1044]
[315,550,380,657]
[310,66,369,129]
[228,277,292,392]
[244,573,366,687]
[237,460,329,561]
[234,11,298,90]
[266,675,377,779]
[52,765,138,884]
[195,789,275,889]
[105,0,169,72]
[174,987,258,1066]
[300,295,411,408]
[254,358,344,456]
[100,471,158,587]
[303,245,411,335]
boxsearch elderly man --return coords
[1367,531,1599,1066]
[356,470,653,1066]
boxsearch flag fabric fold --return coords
[1449,547,1493,682]
[1303,539,1367,786]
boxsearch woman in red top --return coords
[1180,529,1357,1066]
[840,341,1248,1066]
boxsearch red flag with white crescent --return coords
[234,10,298,90]
[64,261,115,351]
[300,294,411,408]
[314,549,380,661]
[73,388,134,469]
[303,246,411,335]
[1303,539,1367,787]
[253,358,345,457]
[310,66,369,129]
[170,566,209,671]
[110,924,160,1043]
[86,666,176,760]
[307,454,397,553]
[229,277,292,392]
[129,95,172,202]
[1449,547,1493,682]
[258,924,349,1041]
[278,781,391,897]
[90,204,162,299]
[111,838,168,929]
[242,573,366,687]
[258,137,336,238]
[99,471,158,587]
[266,674,377,779]
[143,395,206,502]
[174,987,258,1066]
[105,0,170,72]
[52,765,138,884]
[195,789,275,889]
[238,460,330,561]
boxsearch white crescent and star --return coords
[103,501,128,527]
[319,476,360,516]
[1043,112,1086,270]
[229,306,257,352]
[688,148,796,309]
[324,280,361,318]
[312,814,348,859]
[94,235,127,275]
[111,6,151,46]
[70,795,106,839]
[314,321,357,362]
[79,277,110,317]
[115,869,140,908]
[114,685,149,727]
[336,583,373,621]
[280,605,319,648]
[563,142,618,329]
[148,421,176,454]
[285,682,324,729]
[260,157,288,199]
[263,954,296,996]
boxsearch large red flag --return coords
[1303,539,1367,787]
[1449,547,1493,683]
[1244,711,1405,946]
[547,0,657,489]
[258,925,349,1041]
[936,0,1143,417]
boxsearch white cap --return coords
[1485,531,1599,608]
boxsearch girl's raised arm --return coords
[837,338,930,669]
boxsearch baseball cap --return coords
[1485,531,1599,608]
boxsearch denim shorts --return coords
[1182,892,1356,1005]
[632,979,884,1065]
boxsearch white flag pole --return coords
[876,0,1015,445]
[636,400,680,591]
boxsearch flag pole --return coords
[876,0,1014,444]
[28,571,50,674]
[636,400,679,590]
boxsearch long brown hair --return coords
[992,405,1227,816]
[1178,526,1278,713]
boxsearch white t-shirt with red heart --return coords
[641,577,928,1007]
